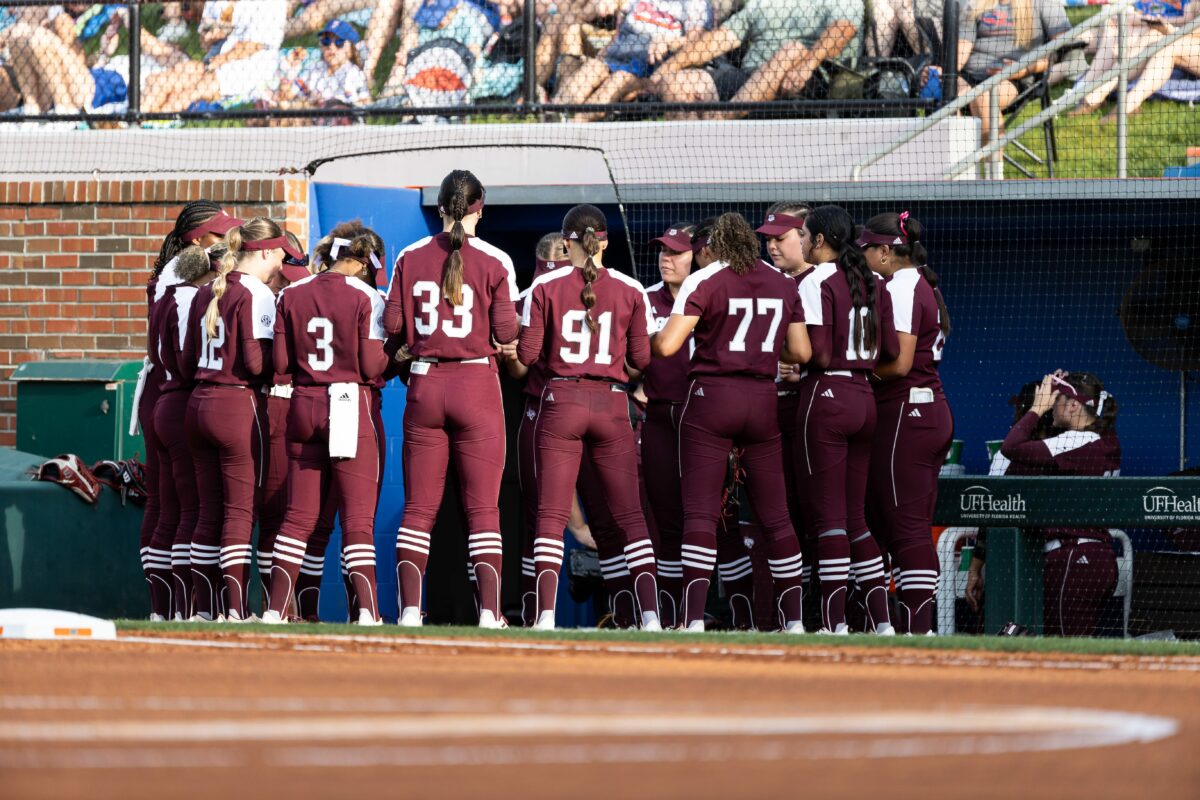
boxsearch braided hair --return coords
[154,200,224,278]
[863,211,951,336]
[806,205,877,356]
[562,204,607,332]
[437,170,484,307]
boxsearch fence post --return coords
[988,88,1002,179]
[942,0,959,104]
[127,0,141,124]
[1116,5,1129,178]
[523,0,538,111]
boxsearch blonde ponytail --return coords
[204,226,243,338]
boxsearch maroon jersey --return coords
[642,281,691,402]
[671,260,803,380]
[274,271,388,386]
[185,271,276,386]
[799,262,898,373]
[874,268,947,404]
[384,233,519,360]
[517,266,653,381]
[516,286,549,399]
[152,284,202,392]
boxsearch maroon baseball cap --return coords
[242,236,308,265]
[651,227,692,252]
[182,211,243,243]
[755,212,806,238]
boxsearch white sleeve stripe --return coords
[345,276,387,341]
[671,261,726,316]
[521,266,574,326]
[887,268,918,335]
[242,274,277,340]
[606,269,655,331]
[798,262,836,325]
[1042,430,1102,458]
[468,237,520,300]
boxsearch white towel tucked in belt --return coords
[128,357,151,437]
[328,383,359,459]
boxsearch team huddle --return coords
[135,168,953,635]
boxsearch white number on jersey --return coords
[307,317,334,371]
[560,310,613,364]
[727,297,783,352]
[413,280,474,339]
[931,310,945,362]
[845,307,877,361]
[198,318,225,370]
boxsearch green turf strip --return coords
[113,620,1200,658]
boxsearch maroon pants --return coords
[776,390,811,580]
[397,363,505,619]
[137,378,167,617]
[257,393,291,598]
[153,388,199,620]
[641,400,685,627]
[186,383,267,620]
[533,380,658,623]
[295,388,386,621]
[267,385,382,621]
[678,376,803,629]
[1044,539,1117,637]
[867,396,953,634]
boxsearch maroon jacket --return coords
[274,271,389,386]
[874,267,947,403]
[384,233,519,359]
[671,259,803,380]
[518,266,653,381]
[799,261,899,373]
[183,271,276,387]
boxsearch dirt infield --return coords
[2,630,1199,800]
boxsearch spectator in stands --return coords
[551,0,711,115]
[285,0,374,39]
[532,0,624,98]
[0,63,18,113]
[142,0,288,113]
[651,0,863,119]
[1069,0,1199,121]
[968,370,1121,637]
[867,0,927,58]
[956,0,1070,146]
[272,19,370,116]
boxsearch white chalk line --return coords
[0,707,1177,769]
[114,633,1200,673]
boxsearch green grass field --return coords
[115,619,1200,658]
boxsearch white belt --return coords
[269,384,294,399]
[1045,537,1102,553]
[416,356,490,365]
[824,370,856,378]
[777,390,798,397]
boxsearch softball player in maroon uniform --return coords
[640,223,695,628]
[861,212,954,635]
[796,205,899,635]
[138,201,240,619]
[1001,371,1121,636]
[518,204,661,631]
[757,203,814,586]
[262,232,389,625]
[654,212,812,633]
[182,218,286,621]
[386,170,519,629]
[148,246,216,620]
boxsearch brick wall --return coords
[0,178,309,447]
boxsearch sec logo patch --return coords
[261,314,273,327]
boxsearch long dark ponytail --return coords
[154,200,224,278]
[807,205,877,356]
[437,169,484,307]
[562,204,607,332]
[863,211,951,336]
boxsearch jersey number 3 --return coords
[414,281,474,339]
[308,317,334,371]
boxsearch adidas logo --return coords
[893,237,903,245]
[821,389,835,398]
[338,392,351,401]
[546,393,555,402]
[909,408,922,417]
[1077,556,1089,565]
[694,387,705,397]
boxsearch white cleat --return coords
[685,620,705,633]
[186,613,214,623]
[817,624,850,636]
[874,623,897,636]
[532,610,556,631]
[149,613,167,623]
[226,611,260,624]
[260,610,286,625]
[478,610,508,629]
[398,607,423,628]
[357,609,383,627]
[784,620,806,634]
[641,611,662,632]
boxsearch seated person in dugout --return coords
[651,0,863,118]
[967,370,1121,638]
